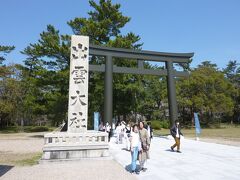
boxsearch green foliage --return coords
[15,153,42,166]
[0,64,27,127]
[160,120,170,129]
[21,25,71,125]
[24,126,50,132]
[139,73,168,120]
[151,120,161,130]
[177,61,237,125]
[151,120,169,130]
[68,0,130,44]
[223,60,240,84]
[0,126,21,133]
[222,60,240,123]
[0,126,51,133]
[0,45,15,64]
[0,1,239,129]
[19,0,143,126]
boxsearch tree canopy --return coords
[0,0,239,128]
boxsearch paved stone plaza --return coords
[1,135,240,180]
[110,136,240,180]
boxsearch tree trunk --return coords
[123,114,126,122]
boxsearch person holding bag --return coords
[138,121,150,172]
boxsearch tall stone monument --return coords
[42,36,109,160]
[68,35,89,133]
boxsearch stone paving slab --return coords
[109,136,240,180]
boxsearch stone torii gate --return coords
[89,44,194,126]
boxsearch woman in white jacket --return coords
[129,124,141,174]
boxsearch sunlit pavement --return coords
[109,136,240,180]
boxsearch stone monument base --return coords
[42,131,109,160]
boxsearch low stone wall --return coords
[42,131,109,160]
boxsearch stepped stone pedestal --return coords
[42,131,109,160]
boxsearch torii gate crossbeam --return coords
[89,44,194,126]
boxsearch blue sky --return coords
[1,0,240,69]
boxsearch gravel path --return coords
[1,160,136,180]
[0,133,44,165]
[0,133,136,180]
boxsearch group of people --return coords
[129,120,183,175]
[98,121,111,141]
[129,121,151,174]
[115,121,130,145]
[99,119,183,175]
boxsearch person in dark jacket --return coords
[170,120,183,153]
[145,122,153,140]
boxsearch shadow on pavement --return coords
[29,135,44,138]
[165,149,175,152]
[125,164,141,172]
[0,165,14,177]
[153,135,170,139]
[121,148,130,152]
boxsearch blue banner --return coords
[194,112,201,134]
[94,112,100,131]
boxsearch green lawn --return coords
[154,126,240,142]
[15,153,43,166]
[0,126,55,133]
